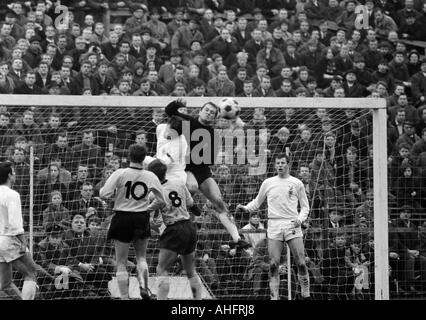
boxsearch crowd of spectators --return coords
[1,0,426,300]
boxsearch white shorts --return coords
[267,219,303,242]
[166,171,187,184]
[0,235,28,263]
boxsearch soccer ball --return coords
[218,98,240,120]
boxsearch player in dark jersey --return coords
[165,99,249,249]
[100,144,166,300]
[148,160,202,300]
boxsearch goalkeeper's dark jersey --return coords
[165,102,219,170]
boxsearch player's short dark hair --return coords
[275,153,290,163]
[0,161,13,185]
[147,159,167,182]
[129,144,147,163]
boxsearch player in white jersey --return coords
[237,153,311,300]
[147,160,202,300]
[100,145,166,300]
[155,115,188,183]
[0,162,38,300]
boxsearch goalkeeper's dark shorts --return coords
[107,211,151,243]
[186,165,212,186]
[159,219,197,255]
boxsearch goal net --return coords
[0,95,388,300]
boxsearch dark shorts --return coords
[159,220,197,255]
[186,165,212,186]
[107,211,151,243]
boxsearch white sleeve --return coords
[297,181,310,223]
[244,180,268,212]
[143,155,156,167]
[8,192,23,230]
[99,170,120,199]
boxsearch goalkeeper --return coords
[164,99,249,249]
[237,153,311,300]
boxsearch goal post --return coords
[0,95,388,300]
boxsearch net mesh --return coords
[0,99,386,300]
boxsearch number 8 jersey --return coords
[100,167,163,212]
[160,178,193,226]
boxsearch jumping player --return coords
[165,99,249,249]
[0,161,38,300]
[100,144,166,300]
[237,153,311,300]
[147,159,202,300]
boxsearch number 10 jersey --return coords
[100,167,163,213]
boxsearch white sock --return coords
[270,274,280,300]
[22,280,37,300]
[137,260,149,289]
[157,276,169,300]
[188,274,202,300]
[217,213,240,242]
[116,271,129,300]
[298,273,310,298]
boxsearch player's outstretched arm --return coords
[240,180,268,213]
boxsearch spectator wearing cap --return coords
[337,0,357,31]
[399,10,419,40]
[145,7,170,52]
[395,120,421,150]
[241,212,266,257]
[124,6,148,39]
[4,9,25,40]
[167,7,187,36]
[204,27,239,69]
[171,18,204,52]
[255,38,285,78]
[207,65,235,96]
[283,40,301,72]
[410,57,426,105]
[206,13,224,42]
[342,69,368,97]
[244,28,264,70]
